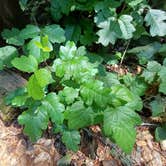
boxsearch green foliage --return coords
[128,42,161,64]
[65,101,95,130]
[12,55,38,73]
[142,60,166,95]
[2,0,166,155]
[1,28,24,46]
[1,24,65,46]
[104,106,141,153]
[52,41,98,83]
[97,15,135,46]
[4,41,143,153]
[145,9,166,36]
[150,96,166,117]
[42,25,66,44]
[155,125,166,141]
[0,46,18,70]
[18,108,49,141]
[62,130,81,152]
[20,24,40,39]
[27,69,53,100]
[58,87,79,104]
[19,0,29,10]
[80,80,110,107]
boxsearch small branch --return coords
[140,122,158,127]
[120,40,131,66]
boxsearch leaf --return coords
[42,93,65,124]
[5,87,27,105]
[18,108,49,142]
[19,0,29,10]
[80,80,109,107]
[62,130,81,151]
[146,61,162,72]
[27,75,45,100]
[50,0,72,21]
[159,44,166,56]
[80,30,97,46]
[57,155,71,166]
[123,74,147,96]
[0,46,18,69]
[58,87,79,104]
[42,24,65,43]
[125,0,144,7]
[34,68,53,87]
[27,37,42,62]
[65,101,94,130]
[150,96,166,117]
[155,125,166,141]
[159,81,166,94]
[100,73,120,87]
[27,68,53,100]
[28,36,51,63]
[128,42,161,64]
[12,94,29,107]
[141,60,162,83]
[158,66,166,94]
[1,28,24,46]
[59,41,77,60]
[141,70,156,84]
[118,15,136,39]
[65,24,81,43]
[35,35,53,52]
[12,55,38,73]
[79,19,97,45]
[145,9,166,36]
[97,17,119,46]
[20,25,40,39]
[163,58,166,66]
[158,66,166,79]
[97,15,135,46]
[110,85,143,111]
[94,0,120,26]
[104,106,141,153]
[52,42,98,83]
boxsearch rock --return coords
[160,140,166,151]
[0,70,26,123]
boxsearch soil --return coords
[0,120,166,166]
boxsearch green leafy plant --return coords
[3,40,142,153]
[1,0,166,155]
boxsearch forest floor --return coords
[0,118,166,166]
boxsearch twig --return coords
[120,40,131,66]
[140,122,158,127]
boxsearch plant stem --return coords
[120,40,130,66]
